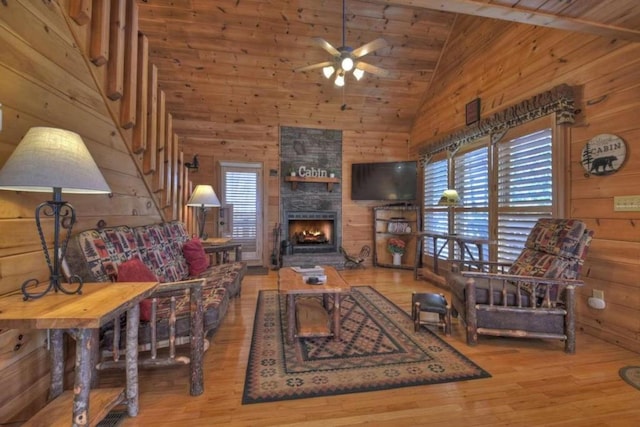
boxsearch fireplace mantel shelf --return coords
[285,176,340,192]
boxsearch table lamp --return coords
[186,184,221,239]
[438,189,461,235]
[0,127,111,300]
[438,189,461,206]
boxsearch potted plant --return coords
[288,166,297,177]
[328,169,336,178]
[387,237,406,266]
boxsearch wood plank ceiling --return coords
[136,0,640,137]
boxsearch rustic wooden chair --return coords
[339,245,370,269]
[446,218,593,353]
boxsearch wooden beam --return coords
[144,64,158,174]
[89,0,110,66]
[132,33,149,154]
[384,0,640,42]
[69,0,91,26]
[120,0,138,129]
[106,0,126,100]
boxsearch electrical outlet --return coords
[614,195,640,211]
[592,289,604,300]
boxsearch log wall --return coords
[0,1,192,421]
[411,16,640,353]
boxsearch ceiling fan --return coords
[296,0,389,86]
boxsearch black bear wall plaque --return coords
[580,134,627,176]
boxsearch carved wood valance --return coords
[418,84,576,160]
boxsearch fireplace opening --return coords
[285,211,337,253]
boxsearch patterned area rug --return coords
[619,366,640,390]
[242,286,490,404]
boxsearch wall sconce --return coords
[185,154,199,172]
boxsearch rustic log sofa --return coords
[446,218,593,353]
[64,220,246,395]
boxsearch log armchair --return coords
[446,218,593,353]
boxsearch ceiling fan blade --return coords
[352,38,388,58]
[356,62,390,78]
[312,37,340,57]
[295,61,334,72]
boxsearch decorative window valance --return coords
[418,84,575,159]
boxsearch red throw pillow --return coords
[183,238,210,276]
[117,258,158,322]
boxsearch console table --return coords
[0,281,158,427]
[415,232,491,278]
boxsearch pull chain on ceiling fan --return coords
[296,0,389,87]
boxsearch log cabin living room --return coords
[1,0,640,426]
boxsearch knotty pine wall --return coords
[0,1,171,422]
[410,16,640,353]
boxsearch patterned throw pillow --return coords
[117,258,158,321]
[183,238,210,276]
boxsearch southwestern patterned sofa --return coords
[64,220,246,395]
[446,218,593,353]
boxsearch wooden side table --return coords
[0,281,158,427]
[202,241,242,264]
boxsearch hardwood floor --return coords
[102,268,640,426]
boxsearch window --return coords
[423,158,448,257]
[454,144,489,261]
[422,117,559,265]
[496,128,553,262]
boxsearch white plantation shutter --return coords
[496,128,553,262]
[423,158,448,256]
[223,170,258,252]
[454,146,489,260]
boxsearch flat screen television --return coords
[351,161,417,201]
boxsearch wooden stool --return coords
[412,292,451,335]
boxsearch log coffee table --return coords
[278,266,351,344]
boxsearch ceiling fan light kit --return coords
[296,0,389,87]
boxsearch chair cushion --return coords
[117,258,158,322]
[522,218,587,257]
[183,238,210,276]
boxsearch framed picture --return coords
[465,98,481,126]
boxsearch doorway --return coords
[219,162,263,264]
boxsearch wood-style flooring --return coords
[100,268,640,426]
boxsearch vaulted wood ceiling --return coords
[137,0,640,137]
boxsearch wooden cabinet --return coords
[373,206,420,269]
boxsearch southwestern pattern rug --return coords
[242,286,490,404]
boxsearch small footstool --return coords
[411,292,452,335]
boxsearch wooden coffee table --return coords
[278,266,351,344]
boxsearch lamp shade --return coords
[186,184,221,207]
[438,189,461,206]
[0,127,111,194]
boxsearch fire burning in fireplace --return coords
[295,227,328,244]
[285,211,337,253]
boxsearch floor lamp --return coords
[186,184,221,239]
[0,127,111,300]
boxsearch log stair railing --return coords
[64,0,195,230]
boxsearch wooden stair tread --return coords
[296,299,331,337]
[22,388,125,427]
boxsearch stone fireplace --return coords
[280,126,344,267]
